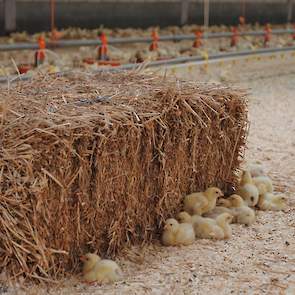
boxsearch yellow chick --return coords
[240,170,254,186]
[184,187,224,215]
[203,206,234,219]
[162,218,195,246]
[215,213,233,239]
[253,175,273,195]
[217,197,232,208]
[236,184,259,207]
[227,194,256,225]
[226,194,245,207]
[200,50,209,61]
[48,65,61,74]
[206,196,255,226]
[237,171,259,207]
[81,253,123,284]
[257,193,287,211]
[248,163,265,177]
[177,211,225,240]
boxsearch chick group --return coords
[162,186,236,246]
[242,163,287,211]
[162,162,288,247]
[80,162,287,285]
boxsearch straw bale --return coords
[0,71,248,280]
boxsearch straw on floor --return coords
[0,71,248,281]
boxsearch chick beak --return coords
[80,255,86,262]
[163,224,168,230]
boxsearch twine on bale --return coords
[0,71,248,281]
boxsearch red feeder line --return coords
[98,32,109,61]
[149,30,159,51]
[193,30,203,48]
[97,60,121,67]
[34,36,46,67]
[264,24,272,47]
[230,27,239,47]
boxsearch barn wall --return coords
[0,0,293,34]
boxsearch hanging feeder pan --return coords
[18,64,33,74]
[82,57,96,65]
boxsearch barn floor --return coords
[4,54,295,295]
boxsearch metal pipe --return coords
[4,0,17,34]
[287,0,293,23]
[100,45,295,71]
[51,0,56,36]
[0,29,294,52]
[203,0,210,39]
[180,0,189,26]
[241,0,246,19]
[1,45,294,83]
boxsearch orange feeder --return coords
[83,57,95,65]
[230,27,239,47]
[18,64,33,74]
[264,24,272,47]
[51,28,62,42]
[193,30,203,48]
[149,30,159,51]
[34,36,46,67]
[98,32,109,61]
[239,16,245,26]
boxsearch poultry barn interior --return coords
[0,0,295,294]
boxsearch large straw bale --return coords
[0,71,248,280]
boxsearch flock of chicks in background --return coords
[81,162,288,285]
[0,23,293,77]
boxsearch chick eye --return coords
[250,196,254,201]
